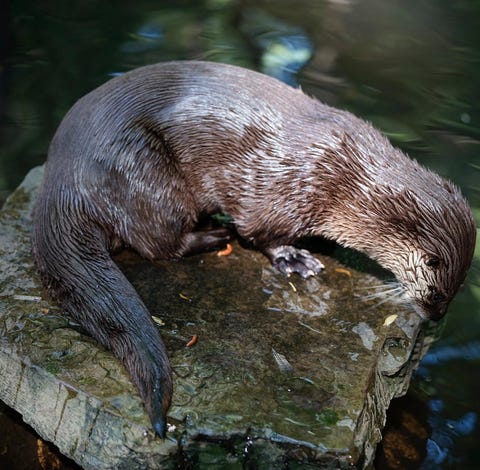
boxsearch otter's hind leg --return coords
[180,227,232,256]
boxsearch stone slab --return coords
[0,166,434,468]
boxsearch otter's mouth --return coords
[392,280,450,322]
[416,301,448,322]
[360,281,449,322]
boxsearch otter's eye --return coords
[425,256,440,269]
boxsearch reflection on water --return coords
[241,9,313,86]
[414,338,480,468]
[1,0,479,468]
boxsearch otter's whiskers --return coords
[360,281,410,310]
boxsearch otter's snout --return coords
[423,302,448,322]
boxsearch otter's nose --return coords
[427,303,448,321]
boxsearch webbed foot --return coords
[266,245,325,278]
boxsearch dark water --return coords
[1,0,479,468]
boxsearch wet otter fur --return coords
[31,61,477,437]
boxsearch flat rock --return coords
[0,166,436,469]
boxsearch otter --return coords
[31,61,477,437]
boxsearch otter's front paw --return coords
[266,245,325,278]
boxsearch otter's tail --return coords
[31,189,172,437]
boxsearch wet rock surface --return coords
[0,167,435,469]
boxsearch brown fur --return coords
[31,61,477,436]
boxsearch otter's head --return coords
[314,132,476,321]
[371,181,477,321]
